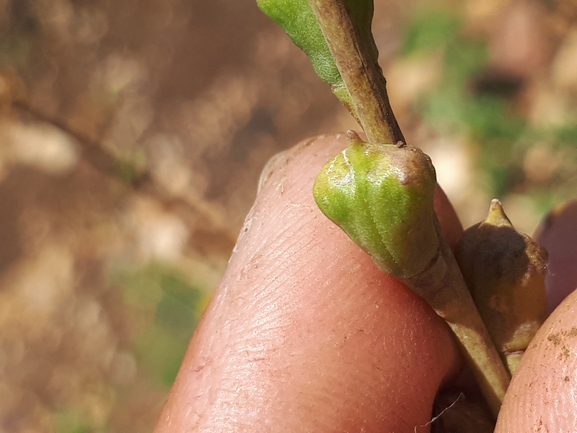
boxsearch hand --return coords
[154,134,577,432]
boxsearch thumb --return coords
[495,289,577,432]
[154,133,461,432]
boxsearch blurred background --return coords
[1,0,576,431]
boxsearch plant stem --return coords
[401,216,510,418]
[308,0,404,144]
[309,0,511,417]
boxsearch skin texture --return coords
[534,201,577,313]
[495,289,577,432]
[433,185,462,252]
[154,133,577,432]
[154,133,462,432]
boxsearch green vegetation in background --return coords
[113,263,209,387]
[114,160,140,186]
[0,11,36,69]
[0,36,31,68]
[401,8,463,56]
[52,262,209,433]
[554,123,577,145]
[54,410,91,433]
[400,6,577,203]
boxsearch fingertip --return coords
[156,133,461,432]
[534,200,577,312]
[256,133,350,196]
[258,134,464,252]
[434,185,464,251]
[495,289,577,432]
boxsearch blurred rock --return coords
[552,28,577,93]
[6,122,79,175]
[125,197,190,262]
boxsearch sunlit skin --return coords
[154,134,577,432]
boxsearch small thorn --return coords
[484,199,513,227]
[346,130,362,143]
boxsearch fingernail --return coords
[257,149,288,194]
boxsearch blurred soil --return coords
[0,0,576,432]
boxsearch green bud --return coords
[313,132,439,279]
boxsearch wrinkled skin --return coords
[154,134,577,432]
[497,201,577,432]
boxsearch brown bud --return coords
[456,199,548,375]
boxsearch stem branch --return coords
[308,0,404,144]
[402,216,511,418]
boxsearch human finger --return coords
[154,133,463,432]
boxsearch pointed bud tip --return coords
[483,199,513,228]
[346,130,362,143]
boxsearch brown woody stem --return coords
[401,216,510,418]
[308,0,404,144]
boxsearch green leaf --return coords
[257,0,379,119]
[257,0,341,85]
